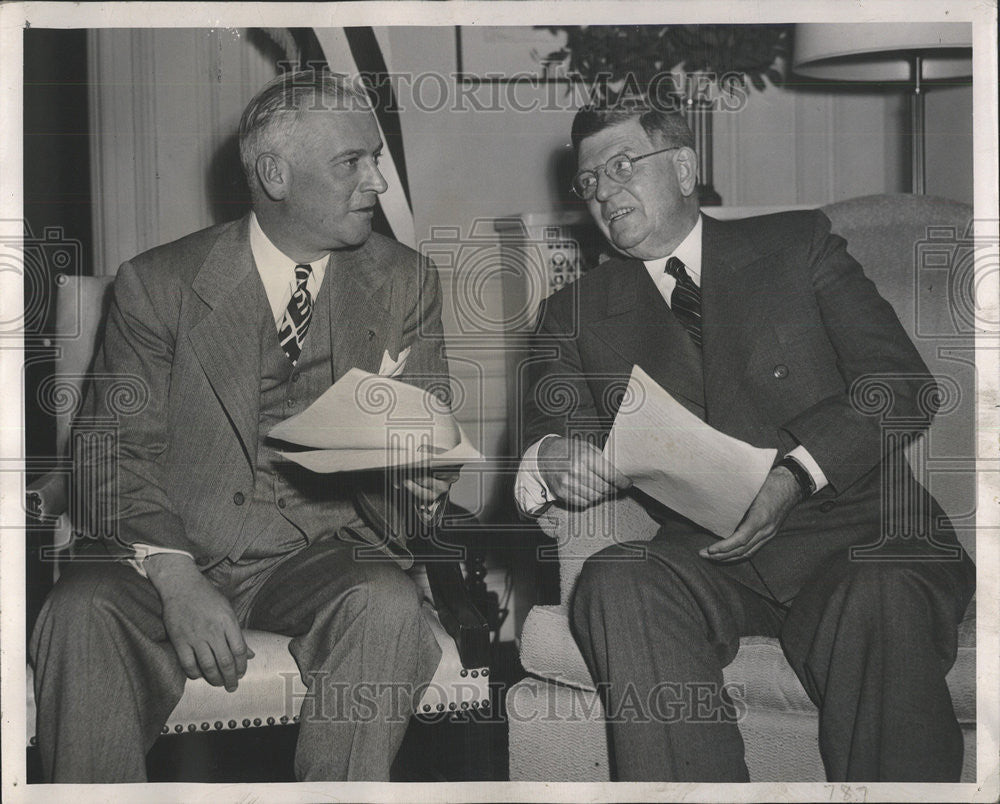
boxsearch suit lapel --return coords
[589,257,705,412]
[188,216,262,466]
[326,240,393,381]
[701,214,781,417]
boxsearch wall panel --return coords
[88,28,276,275]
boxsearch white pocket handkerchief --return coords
[378,346,411,377]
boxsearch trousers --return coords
[571,531,974,782]
[29,537,441,782]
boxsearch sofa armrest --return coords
[26,471,68,522]
[535,493,660,605]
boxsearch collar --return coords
[249,211,328,322]
[642,214,703,288]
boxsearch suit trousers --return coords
[571,531,973,782]
[29,537,441,782]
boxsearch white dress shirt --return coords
[248,210,328,324]
[131,213,329,574]
[514,216,828,516]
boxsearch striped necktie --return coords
[277,263,314,365]
[665,256,702,348]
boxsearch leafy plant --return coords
[543,24,789,96]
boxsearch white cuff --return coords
[126,543,196,578]
[787,445,828,495]
[515,435,560,516]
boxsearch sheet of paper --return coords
[268,367,482,473]
[603,365,776,537]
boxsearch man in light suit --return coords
[515,102,974,781]
[30,70,457,782]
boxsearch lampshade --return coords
[793,23,972,82]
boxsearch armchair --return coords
[507,194,978,782]
[24,275,491,770]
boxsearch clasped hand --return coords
[537,435,632,509]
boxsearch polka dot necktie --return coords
[665,256,702,349]
[277,263,314,365]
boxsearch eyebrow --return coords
[579,145,640,170]
[329,143,383,162]
[330,148,365,162]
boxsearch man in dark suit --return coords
[515,101,974,781]
[30,70,457,782]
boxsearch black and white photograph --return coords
[1,2,997,801]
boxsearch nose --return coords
[593,169,621,202]
[365,160,389,195]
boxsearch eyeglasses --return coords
[571,147,680,200]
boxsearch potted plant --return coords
[542,25,790,205]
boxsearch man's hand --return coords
[398,464,461,506]
[537,435,632,509]
[700,464,804,563]
[145,553,253,692]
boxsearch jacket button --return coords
[819,500,836,513]
[233,491,245,505]
[195,556,211,566]
[277,497,286,509]
[286,398,295,407]
[291,373,300,383]
[773,364,789,379]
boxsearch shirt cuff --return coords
[126,543,196,578]
[515,435,560,516]
[786,445,828,495]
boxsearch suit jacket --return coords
[522,210,969,602]
[80,214,448,569]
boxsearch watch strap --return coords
[775,455,816,498]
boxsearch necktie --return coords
[277,263,314,365]
[665,256,702,348]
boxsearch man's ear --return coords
[256,153,290,202]
[673,147,699,198]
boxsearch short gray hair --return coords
[238,69,372,185]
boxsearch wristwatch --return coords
[775,455,816,498]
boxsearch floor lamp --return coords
[792,23,972,194]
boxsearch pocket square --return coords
[378,346,411,377]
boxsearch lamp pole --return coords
[685,78,723,206]
[911,55,926,194]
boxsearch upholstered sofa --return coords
[506,194,978,782]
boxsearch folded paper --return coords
[603,364,776,537]
[269,367,482,473]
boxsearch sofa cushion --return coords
[520,599,976,723]
[27,602,488,744]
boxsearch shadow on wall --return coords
[208,132,252,225]
[546,142,613,268]
[547,144,581,214]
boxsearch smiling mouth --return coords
[606,207,634,223]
